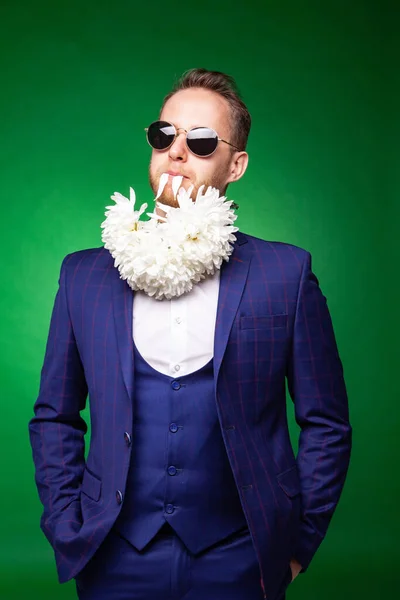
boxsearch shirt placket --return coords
[170,297,188,377]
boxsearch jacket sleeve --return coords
[286,251,352,572]
[28,254,88,546]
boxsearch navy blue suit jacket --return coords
[29,231,352,598]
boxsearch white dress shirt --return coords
[132,271,220,377]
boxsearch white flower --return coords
[101,176,239,300]
[101,187,148,255]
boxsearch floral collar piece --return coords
[101,174,239,300]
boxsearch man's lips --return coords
[166,171,189,179]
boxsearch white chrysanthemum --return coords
[101,177,238,300]
[101,187,149,255]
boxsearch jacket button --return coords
[116,490,123,504]
[124,432,132,446]
[169,423,178,433]
[165,503,175,514]
[167,465,177,476]
[171,380,181,391]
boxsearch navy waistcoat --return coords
[115,341,247,554]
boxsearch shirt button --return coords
[165,504,175,514]
[124,432,132,446]
[171,380,181,391]
[175,317,182,324]
[167,465,177,476]
[174,364,180,372]
[116,490,123,504]
[169,423,178,433]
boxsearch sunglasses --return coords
[145,120,240,157]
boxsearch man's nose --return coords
[168,131,188,161]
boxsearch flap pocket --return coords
[277,465,301,498]
[81,466,102,502]
[240,314,288,330]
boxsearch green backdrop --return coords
[0,1,397,598]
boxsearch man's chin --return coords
[156,194,180,209]
[154,179,196,208]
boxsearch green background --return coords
[0,0,397,598]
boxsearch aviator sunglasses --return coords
[145,120,240,157]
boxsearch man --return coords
[29,68,352,600]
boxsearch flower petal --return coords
[155,173,169,200]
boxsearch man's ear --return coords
[226,151,249,184]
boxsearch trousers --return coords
[74,522,273,600]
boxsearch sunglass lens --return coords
[187,127,218,156]
[147,121,175,150]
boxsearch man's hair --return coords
[161,68,251,152]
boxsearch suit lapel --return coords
[111,269,134,403]
[214,232,251,383]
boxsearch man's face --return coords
[148,88,238,208]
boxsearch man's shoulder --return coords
[61,246,112,272]
[239,231,310,262]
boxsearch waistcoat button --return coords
[171,380,181,391]
[167,465,177,476]
[165,504,175,514]
[116,490,123,504]
[169,423,178,433]
[124,432,132,446]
